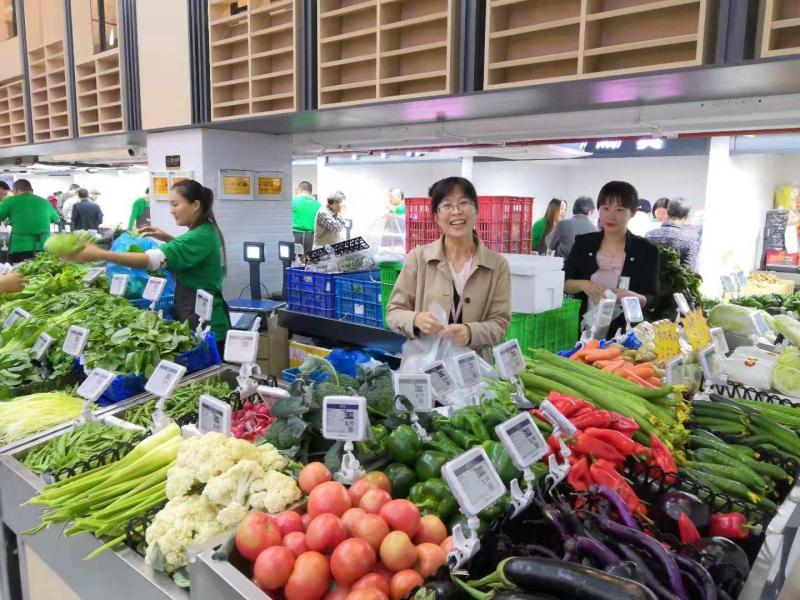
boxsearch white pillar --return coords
[461,156,474,180]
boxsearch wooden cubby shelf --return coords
[761,0,800,57]
[26,38,71,142]
[209,0,301,120]
[0,79,29,147]
[74,48,124,137]
[485,0,714,89]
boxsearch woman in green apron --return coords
[65,180,229,348]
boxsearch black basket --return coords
[43,432,146,483]
[713,381,800,408]
[124,501,168,557]
[306,236,369,263]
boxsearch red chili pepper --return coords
[678,513,701,544]
[584,428,651,458]
[608,414,640,436]
[710,513,751,540]
[587,462,643,514]
[589,462,624,489]
[570,432,626,463]
[649,434,677,474]
[571,410,615,430]
[567,456,591,492]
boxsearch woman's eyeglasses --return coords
[438,200,475,214]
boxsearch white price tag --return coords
[594,299,616,329]
[455,351,482,387]
[224,330,259,364]
[492,340,525,379]
[2,308,30,330]
[142,276,167,302]
[77,368,116,403]
[32,333,53,361]
[198,394,232,435]
[83,266,106,285]
[621,296,644,324]
[710,327,729,355]
[750,312,770,338]
[721,274,737,293]
[322,396,367,441]
[394,374,433,412]
[673,292,691,315]
[735,270,748,288]
[109,274,128,297]
[62,325,90,357]
[617,276,630,291]
[539,399,577,436]
[195,290,214,322]
[665,356,685,386]
[495,413,548,470]
[441,447,506,517]
[423,360,457,397]
[699,343,721,383]
[354,303,365,316]
[144,360,187,398]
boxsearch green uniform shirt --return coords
[292,194,320,232]
[160,224,229,340]
[531,217,547,252]
[390,205,406,216]
[0,192,60,253]
[128,197,149,229]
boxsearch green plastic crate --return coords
[507,298,581,356]
[379,261,403,329]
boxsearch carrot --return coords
[601,360,626,373]
[584,347,621,364]
[594,360,615,369]
[627,364,655,379]
[647,376,662,387]
[571,339,600,361]
[617,366,656,388]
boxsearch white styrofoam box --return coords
[502,254,564,273]
[502,254,565,314]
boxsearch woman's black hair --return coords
[172,179,227,269]
[597,181,638,213]
[429,177,478,213]
[652,197,670,218]
[667,197,691,220]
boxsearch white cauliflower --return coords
[202,460,265,526]
[145,495,226,573]
[249,470,303,514]
[258,442,290,472]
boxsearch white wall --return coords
[292,163,317,195]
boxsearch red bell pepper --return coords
[567,456,591,492]
[588,462,645,516]
[584,428,651,458]
[569,432,626,464]
[649,434,677,474]
[710,513,753,540]
[571,410,615,430]
[678,512,701,544]
[608,414,640,436]
[547,391,594,417]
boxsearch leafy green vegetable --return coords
[733,293,785,315]
[708,303,773,337]
[650,246,703,321]
[122,378,233,428]
[772,314,800,347]
[43,231,97,257]
[773,347,800,398]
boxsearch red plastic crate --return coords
[405,196,534,253]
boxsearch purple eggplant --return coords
[564,536,621,569]
[688,537,749,580]
[675,555,717,600]
[605,561,642,583]
[652,490,710,537]
[614,543,681,600]
[541,505,569,543]
[590,485,641,531]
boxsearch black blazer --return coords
[564,230,660,330]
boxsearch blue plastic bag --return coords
[327,348,372,378]
[106,232,176,299]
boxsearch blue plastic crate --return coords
[286,268,337,295]
[175,332,222,374]
[97,373,147,406]
[281,367,332,384]
[335,271,381,304]
[130,294,175,318]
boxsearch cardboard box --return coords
[289,339,332,367]
[255,314,289,378]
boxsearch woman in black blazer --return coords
[564,181,660,334]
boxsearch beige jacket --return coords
[386,235,511,357]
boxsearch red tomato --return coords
[341,507,367,537]
[274,511,304,537]
[306,513,347,553]
[235,512,282,562]
[284,551,330,600]
[414,515,447,545]
[375,562,394,584]
[440,536,454,556]
[308,481,352,517]
[253,546,295,590]
[352,573,390,596]
[299,462,333,494]
[379,500,421,538]
[302,513,313,530]
[415,543,446,578]
[390,570,423,600]
[362,471,392,495]
[282,531,309,557]
[323,587,350,600]
[330,538,377,587]
[349,478,376,506]
[379,531,417,572]
[359,488,392,515]
[347,590,389,600]
[353,513,390,552]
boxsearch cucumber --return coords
[757,496,779,512]
[699,422,750,436]
[741,457,792,483]
[738,434,775,448]
[689,433,756,463]
[682,466,760,505]
[689,449,768,491]
[749,414,800,457]
[692,415,748,429]
[692,401,746,421]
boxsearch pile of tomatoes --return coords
[235,462,452,600]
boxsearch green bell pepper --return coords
[440,425,478,450]
[479,494,509,521]
[451,407,491,442]
[424,431,461,457]
[449,513,487,537]
[384,462,417,499]
[480,408,509,438]
[386,424,423,465]
[415,450,450,481]
[481,440,520,483]
[355,424,389,463]
[409,478,458,521]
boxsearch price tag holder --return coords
[198,394,232,435]
[144,360,187,398]
[594,298,616,330]
[142,276,167,303]
[539,400,577,436]
[674,292,691,315]
[710,327,729,355]
[621,296,643,324]
[224,330,259,364]
[77,368,116,403]
[394,373,433,412]
[492,340,525,379]
[750,312,770,338]
[322,396,368,441]
[699,343,721,384]
[665,356,685,386]
[32,333,53,362]
[442,446,506,517]
[735,270,748,288]
[195,289,214,322]
[495,413,548,471]
[455,351,482,388]
[109,274,128,297]
[2,307,30,330]
[423,360,457,397]
[83,266,106,285]
[617,276,631,291]
[721,274,737,294]
[62,325,90,357]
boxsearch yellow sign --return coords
[653,320,681,363]
[152,176,169,197]
[171,176,190,186]
[682,308,712,352]
[258,176,283,197]
[222,175,251,196]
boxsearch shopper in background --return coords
[129,187,151,230]
[64,179,229,349]
[0,271,27,294]
[313,191,346,249]
[386,176,511,359]
[388,187,406,215]
[547,196,597,258]
[652,197,670,224]
[292,181,319,255]
[47,192,58,210]
[89,189,101,203]
[628,198,654,237]
[0,181,10,203]
[565,181,660,335]
[61,184,82,227]
[645,197,700,270]
[0,179,60,263]
[531,198,566,254]
[71,188,104,231]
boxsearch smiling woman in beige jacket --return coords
[386,177,511,359]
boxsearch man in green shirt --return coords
[292,181,319,255]
[0,179,60,262]
[128,187,151,230]
[388,187,406,215]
